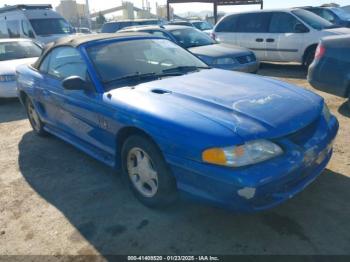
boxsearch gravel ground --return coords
[0,63,349,256]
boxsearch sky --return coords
[1,0,350,16]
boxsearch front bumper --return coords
[165,115,339,212]
[0,81,17,98]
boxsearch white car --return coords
[0,39,41,98]
[212,8,350,67]
[0,4,74,44]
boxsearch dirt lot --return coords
[0,63,349,256]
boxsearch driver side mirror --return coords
[62,76,91,91]
[294,23,309,33]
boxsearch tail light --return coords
[314,44,325,60]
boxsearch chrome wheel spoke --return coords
[127,147,159,198]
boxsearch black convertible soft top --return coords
[33,32,151,69]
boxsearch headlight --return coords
[213,57,235,65]
[0,75,16,82]
[322,102,331,124]
[202,139,283,167]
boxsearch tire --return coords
[304,48,316,69]
[347,94,350,111]
[121,134,177,208]
[25,97,46,136]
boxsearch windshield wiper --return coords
[104,72,159,84]
[104,71,187,85]
[162,66,210,74]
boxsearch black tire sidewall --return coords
[121,135,177,208]
[305,49,316,69]
[25,97,46,136]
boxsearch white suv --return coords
[213,9,350,66]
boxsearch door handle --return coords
[266,38,275,43]
[255,38,264,42]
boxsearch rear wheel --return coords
[121,135,177,208]
[25,97,46,136]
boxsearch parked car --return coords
[119,25,259,73]
[308,35,350,107]
[0,4,74,44]
[301,6,350,28]
[168,20,213,34]
[213,8,350,67]
[101,19,163,33]
[74,27,91,34]
[16,33,338,212]
[0,39,41,98]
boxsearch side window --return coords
[269,12,301,33]
[39,53,51,73]
[215,15,239,32]
[46,47,88,80]
[147,30,172,40]
[7,20,20,38]
[0,21,9,37]
[236,13,271,33]
[322,10,336,23]
[22,20,35,38]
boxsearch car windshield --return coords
[292,9,334,30]
[87,38,208,89]
[0,41,41,61]
[170,28,216,48]
[192,21,213,30]
[331,8,350,20]
[30,18,73,36]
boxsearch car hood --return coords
[0,57,38,75]
[188,43,251,58]
[323,27,350,35]
[107,69,323,141]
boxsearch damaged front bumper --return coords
[165,115,339,212]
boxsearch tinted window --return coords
[0,41,41,61]
[46,47,87,80]
[30,18,72,36]
[215,15,239,32]
[292,9,333,30]
[7,20,20,38]
[170,28,215,48]
[0,21,8,37]
[22,20,35,38]
[101,23,120,33]
[192,21,213,30]
[269,12,301,33]
[236,13,271,33]
[146,30,172,40]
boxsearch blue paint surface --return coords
[16,35,339,212]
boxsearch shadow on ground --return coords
[18,132,350,255]
[0,98,26,123]
[258,63,307,80]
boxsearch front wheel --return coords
[25,97,46,136]
[121,135,177,208]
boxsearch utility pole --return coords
[85,0,92,29]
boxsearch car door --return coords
[42,47,116,161]
[265,12,307,63]
[235,12,271,61]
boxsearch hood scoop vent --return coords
[151,89,171,95]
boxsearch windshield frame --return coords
[292,9,334,30]
[84,37,209,91]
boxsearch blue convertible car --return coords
[16,33,338,212]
